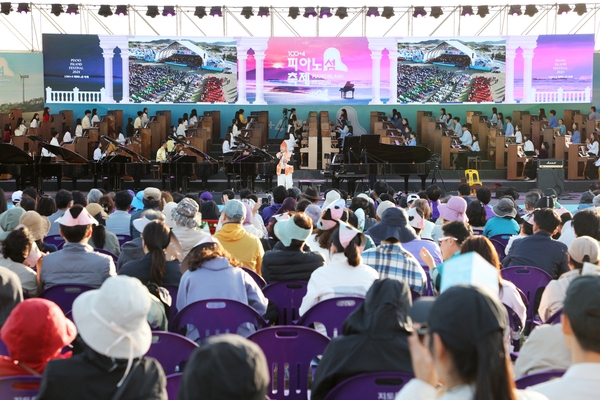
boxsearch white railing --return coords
[45,87,105,103]
[532,87,591,103]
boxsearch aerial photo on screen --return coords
[396,37,506,103]
[128,37,237,103]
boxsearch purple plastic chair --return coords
[515,370,565,389]
[94,248,119,264]
[39,283,96,314]
[0,337,8,356]
[296,296,365,338]
[242,267,267,288]
[0,376,42,399]
[145,332,198,374]
[504,304,524,351]
[165,373,182,400]
[43,234,65,249]
[419,266,434,296]
[163,285,179,317]
[247,326,330,400]
[262,281,308,325]
[489,238,507,261]
[501,266,552,330]
[323,372,414,400]
[170,299,268,340]
[116,234,132,248]
[545,308,563,325]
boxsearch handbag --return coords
[110,359,142,400]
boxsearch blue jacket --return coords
[483,216,520,238]
[502,231,569,279]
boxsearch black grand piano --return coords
[30,137,90,190]
[327,135,432,194]
[101,135,152,191]
[224,136,277,191]
[161,135,219,193]
[0,143,38,190]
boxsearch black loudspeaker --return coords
[537,168,565,195]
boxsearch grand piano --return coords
[32,138,90,190]
[161,135,219,192]
[101,135,152,191]
[224,136,277,191]
[0,143,37,190]
[326,135,432,194]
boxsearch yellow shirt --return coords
[156,147,167,162]
[214,223,264,275]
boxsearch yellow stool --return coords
[465,169,483,195]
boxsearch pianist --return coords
[222,133,234,156]
[41,130,60,158]
[93,141,105,161]
[14,118,26,136]
[176,118,187,137]
[81,110,92,129]
[61,126,73,145]
[156,141,169,162]
[74,119,83,138]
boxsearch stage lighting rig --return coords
[98,5,113,17]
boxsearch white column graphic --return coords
[387,49,398,104]
[369,50,383,105]
[522,48,534,103]
[120,48,130,103]
[237,51,249,104]
[504,46,517,103]
[101,47,115,103]
[254,49,267,105]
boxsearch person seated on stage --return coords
[176,118,187,137]
[497,112,504,130]
[438,107,448,123]
[490,106,499,125]
[589,106,597,122]
[555,118,567,136]
[42,130,59,158]
[459,124,473,147]
[444,113,454,130]
[92,141,105,162]
[91,108,100,124]
[452,116,462,136]
[504,115,515,136]
[539,107,548,121]
[522,134,535,156]
[3,123,10,142]
[407,131,417,146]
[156,140,168,163]
[515,124,523,144]
[116,127,126,145]
[569,122,581,144]
[61,126,73,145]
[222,133,234,156]
[42,107,51,122]
[142,107,149,127]
[81,110,91,130]
[134,111,143,129]
[188,109,198,128]
[74,118,83,138]
[231,118,240,145]
[126,117,134,137]
[547,109,558,128]
[30,113,39,129]
[337,119,351,145]
[14,118,26,136]
[538,141,550,159]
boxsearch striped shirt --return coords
[363,243,427,294]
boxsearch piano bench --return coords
[467,156,482,170]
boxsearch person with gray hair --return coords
[86,188,103,205]
[117,210,165,270]
[214,200,264,275]
[524,190,542,212]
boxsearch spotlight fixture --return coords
[557,4,571,14]
[209,6,222,17]
[382,6,395,19]
[98,5,113,17]
[288,6,300,19]
[17,3,29,14]
[524,4,538,16]
[1,2,12,14]
[162,6,175,17]
[366,7,379,17]
[241,6,253,19]
[194,6,206,18]
[477,5,489,17]
[430,6,443,18]
[258,7,269,17]
[412,6,426,18]
[50,4,63,16]
[303,7,317,18]
[461,6,473,16]
[146,6,159,18]
[508,5,521,16]
[115,5,127,16]
[335,7,348,19]
[574,3,587,15]
[319,7,332,18]
[66,4,79,15]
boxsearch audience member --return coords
[457,183,473,205]
[426,185,443,221]
[47,190,73,236]
[118,210,166,270]
[413,199,436,240]
[87,188,103,205]
[19,197,36,212]
[106,190,133,236]
[36,196,57,217]
[0,267,23,328]
[0,298,76,377]
[299,222,379,315]
[170,198,209,259]
[311,279,413,400]
[129,187,161,239]
[365,207,417,246]
[37,276,167,399]
[71,190,87,207]
[19,210,54,253]
[503,208,569,279]
[86,203,120,256]
[513,323,571,379]
[301,187,321,205]
[476,187,495,220]
[401,207,443,267]
[466,200,488,230]
[40,205,116,289]
[0,206,25,241]
[177,334,269,400]
[0,227,39,296]
[214,200,264,274]
[432,196,468,243]
[261,185,287,224]
[483,197,520,238]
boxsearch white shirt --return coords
[189,116,197,127]
[222,140,232,154]
[75,125,83,137]
[30,119,38,128]
[82,116,91,129]
[524,140,535,152]
[92,115,100,123]
[531,363,600,399]
[141,112,149,126]
[470,141,480,152]
[538,269,580,322]
[397,379,548,400]
[93,147,104,161]
[117,133,126,145]
[516,130,523,144]
[62,131,73,143]
[299,252,379,315]
[513,323,571,379]
[557,220,576,248]
[176,123,186,137]
[14,124,26,136]
[42,138,59,157]
[587,141,599,156]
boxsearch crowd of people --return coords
[129,64,201,103]
[396,64,471,103]
[0,178,599,398]
[198,76,226,103]
[467,75,494,102]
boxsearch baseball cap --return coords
[222,199,246,222]
[569,236,600,264]
[581,191,595,204]
[11,191,22,204]
[143,187,161,201]
[407,207,425,230]
[376,200,396,220]
[406,194,420,204]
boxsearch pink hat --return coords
[438,196,468,223]
[55,206,99,227]
[407,207,425,230]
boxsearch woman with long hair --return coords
[30,113,40,129]
[586,131,599,179]
[86,203,120,256]
[42,107,51,122]
[396,285,543,400]
[119,220,182,287]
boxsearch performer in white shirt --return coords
[82,110,92,129]
[93,141,105,161]
[42,130,60,157]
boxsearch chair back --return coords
[323,372,414,400]
[501,266,553,328]
[0,376,42,399]
[297,296,365,338]
[145,332,198,374]
[262,281,308,325]
[39,283,96,313]
[170,299,267,340]
[504,304,524,351]
[489,238,507,261]
[203,219,219,235]
[241,267,267,288]
[165,373,183,400]
[248,326,330,400]
[116,234,132,248]
[43,234,65,248]
[94,248,119,264]
[545,308,563,324]
[515,370,565,389]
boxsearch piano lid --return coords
[342,135,432,164]
[41,143,89,164]
[0,143,34,164]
